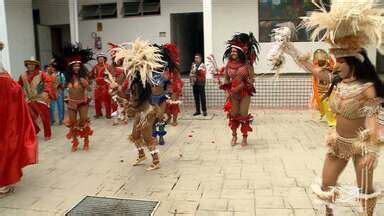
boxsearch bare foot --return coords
[231,136,237,146]
[241,136,248,147]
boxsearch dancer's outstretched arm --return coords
[361,86,382,169]
[283,42,330,82]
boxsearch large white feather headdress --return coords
[108,38,164,87]
[301,0,384,60]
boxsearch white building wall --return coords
[5,0,35,78]
[32,0,69,26]
[78,0,202,55]
[211,0,258,64]
[26,0,379,75]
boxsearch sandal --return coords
[0,187,14,198]
[132,156,147,166]
[146,163,160,171]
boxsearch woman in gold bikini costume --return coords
[284,1,384,215]
[63,44,94,152]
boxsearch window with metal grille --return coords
[80,3,117,20]
[123,0,160,17]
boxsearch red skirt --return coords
[0,74,37,187]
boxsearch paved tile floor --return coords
[0,110,384,215]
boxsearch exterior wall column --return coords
[0,0,11,73]
[203,0,213,79]
[69,0,79,43]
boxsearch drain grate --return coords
[65,196,160,216]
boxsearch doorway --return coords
[377,51,384,74]
[35,24,70,67]
[170,12,204,75]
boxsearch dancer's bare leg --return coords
[353,155,376,216]
[229,97,240,145]
[79,105,90,150]
[321,154,349,215]
[239,96,251,146]
[67,109,79,152]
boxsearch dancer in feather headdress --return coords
[62,43,94,152]
[282,1,384,215]
[109,38,164,171]
[310,49,336,127]
[162,43,183,126]
[208,32,260,147]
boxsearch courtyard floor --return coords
[0,109,384,215]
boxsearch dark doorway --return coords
[35,24,70,67]
[170,12,204,76]
[32,9,40,59]
[377,51,384,74]
[51,25,71,57]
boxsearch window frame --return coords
[122,0,161,17]
[79,3,118,20]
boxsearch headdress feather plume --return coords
[224,32,260,64]
[108,38,164,88]
[301,0,384,54]
[63,43,93,65]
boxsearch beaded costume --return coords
[109,39,164,171]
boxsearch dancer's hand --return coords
[360,154,377,169]
[325,130,337,147]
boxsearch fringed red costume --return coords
[162,43,183,125]
[63,44,94,152]
[0,72,37,188]
[166,70,183,114]
[91,55,113,118]
[215,32,259,146]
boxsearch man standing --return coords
[190,53,207,116]
[46,59,66,125]
[91,53,113,119]
[18,57,52,140]
[0,43,37,196]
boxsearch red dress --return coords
[0,72,37,187]
[165,69,184,114]
[91,63,113,117]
